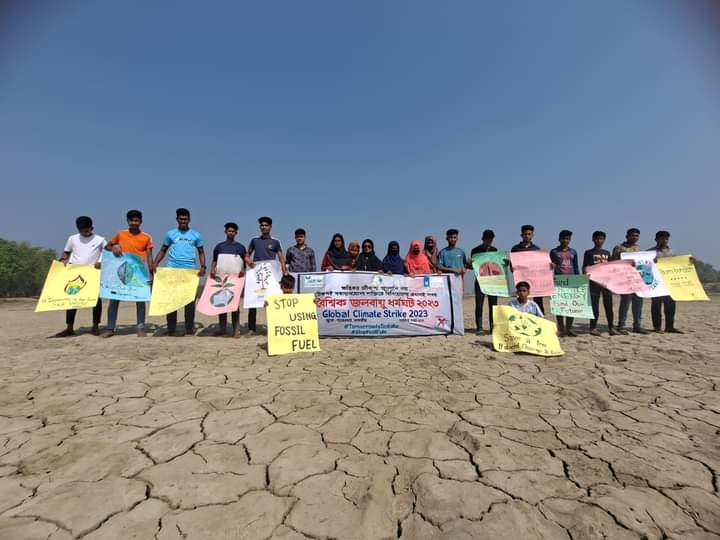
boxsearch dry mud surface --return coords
[0,297,719,539]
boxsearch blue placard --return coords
[99,251,151,301]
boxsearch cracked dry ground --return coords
[0,299,718,540]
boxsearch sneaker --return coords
[609,328,620,336]
[666,328,684,334]
[616,327,629,336]
[590,328,602,337]
[633,327,650,335]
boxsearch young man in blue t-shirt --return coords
[437,228,467,276]
[244,216,288,336]
[211,222,247,338]
[154,208,206,336]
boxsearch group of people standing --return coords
[53,209,685,340]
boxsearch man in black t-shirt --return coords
[470,229,499,335]
[582,231,618,336]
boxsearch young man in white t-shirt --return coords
[54,216,106,337]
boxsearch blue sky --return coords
[2,1,719,265]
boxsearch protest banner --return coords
[509,251,555,297]
[266,293,320,355]
[99,251,151,301]
[472,251,512,297]
[35,261,101,312]
[243,261,282,308]
[197,274,245,316]
[492,305,564,356]
[656,256,709,301]
[586,260,650,295]
[296,271,464,336]
[549,275,595,319]
[620,251,669,298]
[149,268,200,316]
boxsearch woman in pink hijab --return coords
[404,240,432,277]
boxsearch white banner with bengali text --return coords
[296,271,464,336]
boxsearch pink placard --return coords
[586,260,650,295]
[197,274,245,316]
[510,250,555,297]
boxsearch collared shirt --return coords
[248,236,282,261]
[163,228,204,269]
[510,242,541,252]
[438,247,467,270]
[509,298,544,317]
[611,242,640,260]
[550,247,579,275]
[286,245,316,272]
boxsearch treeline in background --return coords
[1,237,719,297]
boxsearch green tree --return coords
[694,259,720,284]
[0,239,57,297]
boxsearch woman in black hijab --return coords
[356,239,383,271]
[321,233,354,271]
[382,241,405,274]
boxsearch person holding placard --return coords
[470,229,499,335]
[102,210,154,338]
[54,216,106,337]
[154,208,206,336]
[211,222,246,337]
[550,230,579,337]
[649,231,694,334]
[583,231,618,336]
[245,216,288,336]
[509,281,544,317]
[511,224,551,313]
[612,228,648,335]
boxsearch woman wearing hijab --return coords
[356,239,383,271]
[348,240,361,270]
[321,233,354,271]
[405,240,432,277]
[382,241,405,274]
[424,236,439,273]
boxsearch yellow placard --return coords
[35,261,100,312]
[656,256,709,301]
[149,268,200,316]
[492,305,564,357]
[266,293,320,356]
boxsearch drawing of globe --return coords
[478,262,503,277]
[210,288,234,307]
[117,261,134,284]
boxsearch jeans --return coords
[473,282,497,331]
[107,300,146,330]
[590,289,614,329]
[219,310,240,331]
[67,298,102,326]
[618,294,643,329]
[651,296,676,330]
[167,301,196,334]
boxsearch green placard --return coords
[472,251,512,297]
[550,275,595,319]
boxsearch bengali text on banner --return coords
[296,271,464,336]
